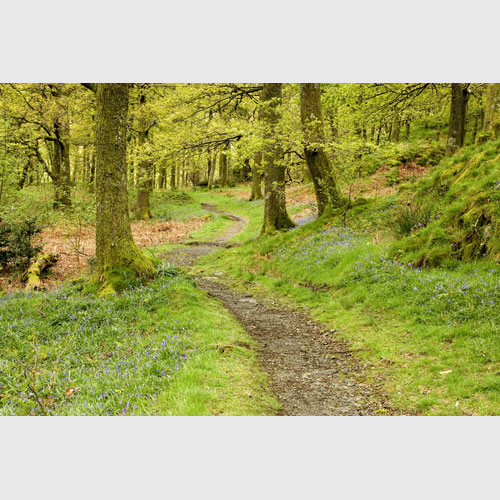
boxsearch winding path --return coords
[164,203,391,415]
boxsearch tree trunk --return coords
[219,150,228,187]
[208,152,216,189]
[390,115,400,142]
[23,253,58,291]
[176,161,181,189]
[227,150,233,186]
[52,136,72,209]
[436,124,441,141]
[136,93,153,220]
[89,153,96,193]
[405,120,411,140]
[471,110,483,144]
[249,152,263,201]
[260,83,294,233]
[446,83,469,156]
[18,158,31,190]
[95,83,155,295]
[482,83,500,140]
[158,167,166,189]
[51,87,72,210]
[136,127,152,219]
[170,164,176,190]
[299,83,342,215]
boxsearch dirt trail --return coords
[164,203,391,415]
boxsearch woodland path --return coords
[164,203,392,415]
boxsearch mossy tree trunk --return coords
[260,83,294,233]
[472,109,484,144]
[446,83,469,156]
[299,83,342,215]
[249,152,263,200]
[390,115,400,142]
[219,149,228,187]
[405,120,411,139]
[170,164,176,189]
[94,83,155,294]
[208,152,216,189]
[482,83,500,140]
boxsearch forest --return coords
[0,82,499,416]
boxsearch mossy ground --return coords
[392,138,500,266]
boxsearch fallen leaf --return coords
[439,369,452,375]
[65,386,79,397]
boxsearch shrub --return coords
[0,215,42,271]
[393,203,434,236]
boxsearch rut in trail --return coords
[164,203,391,416]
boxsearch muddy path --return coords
[164,203,392,415]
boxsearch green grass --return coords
[148,190,205,222]
[0,264,279,416]
[154,278,279,415]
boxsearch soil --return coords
[164,203,394,416]
[0,216,208,292]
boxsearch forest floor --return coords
[0,217,208,292]
[163,203,393,415]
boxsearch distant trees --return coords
[4,81,500,272]
[134,86,155,219]
[6,84,75,208]
[483,83,500,140]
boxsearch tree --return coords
[260,83,294,233]
[6,84,75,208]
[482,83,500,140]
[446,83,469,156]
[299,83,342,215]
[134,87,155,219]
[87,83,155,294]
[249,152,263,200]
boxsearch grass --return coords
[0,264,279,416]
